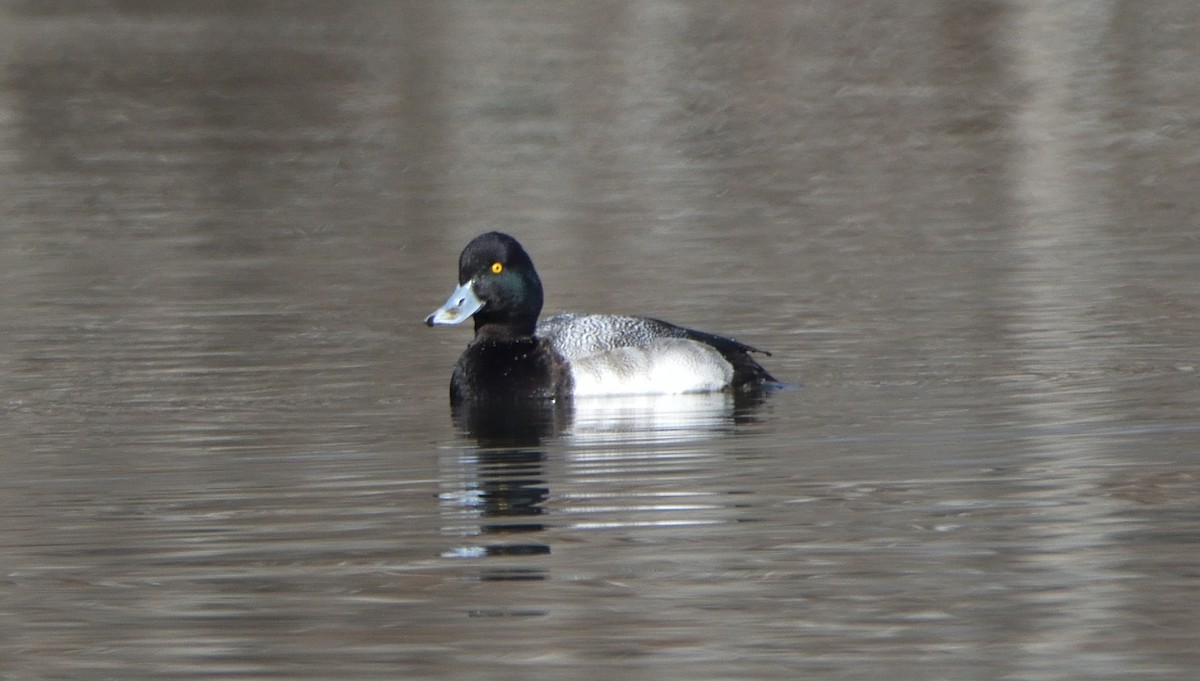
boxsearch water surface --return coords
[2,2,1198,680]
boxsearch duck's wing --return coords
[536,314,687,361]
[540,311,770,365]
[538,313,777,390]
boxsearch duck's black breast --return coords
[449,334,572,404]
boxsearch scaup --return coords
[425,232,777,403]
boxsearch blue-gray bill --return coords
[425,281,484,326]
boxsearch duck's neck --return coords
[473,318,537,341]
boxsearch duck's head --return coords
[425,232,544,335]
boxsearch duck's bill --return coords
[425,281,484,326]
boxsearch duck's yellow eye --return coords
[490,262,503,274]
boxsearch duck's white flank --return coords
[566,339,732,396]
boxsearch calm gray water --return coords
[2,2,1199,680]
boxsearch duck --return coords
[425,232,777,404]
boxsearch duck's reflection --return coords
[437,401,567,581]
[451,399,573,447]
[437,390,777,584]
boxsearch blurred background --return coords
[1,2,1198,680]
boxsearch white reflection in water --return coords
[561,392,763,530]
[567,391,736,444]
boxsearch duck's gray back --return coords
[536,313,689,361]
